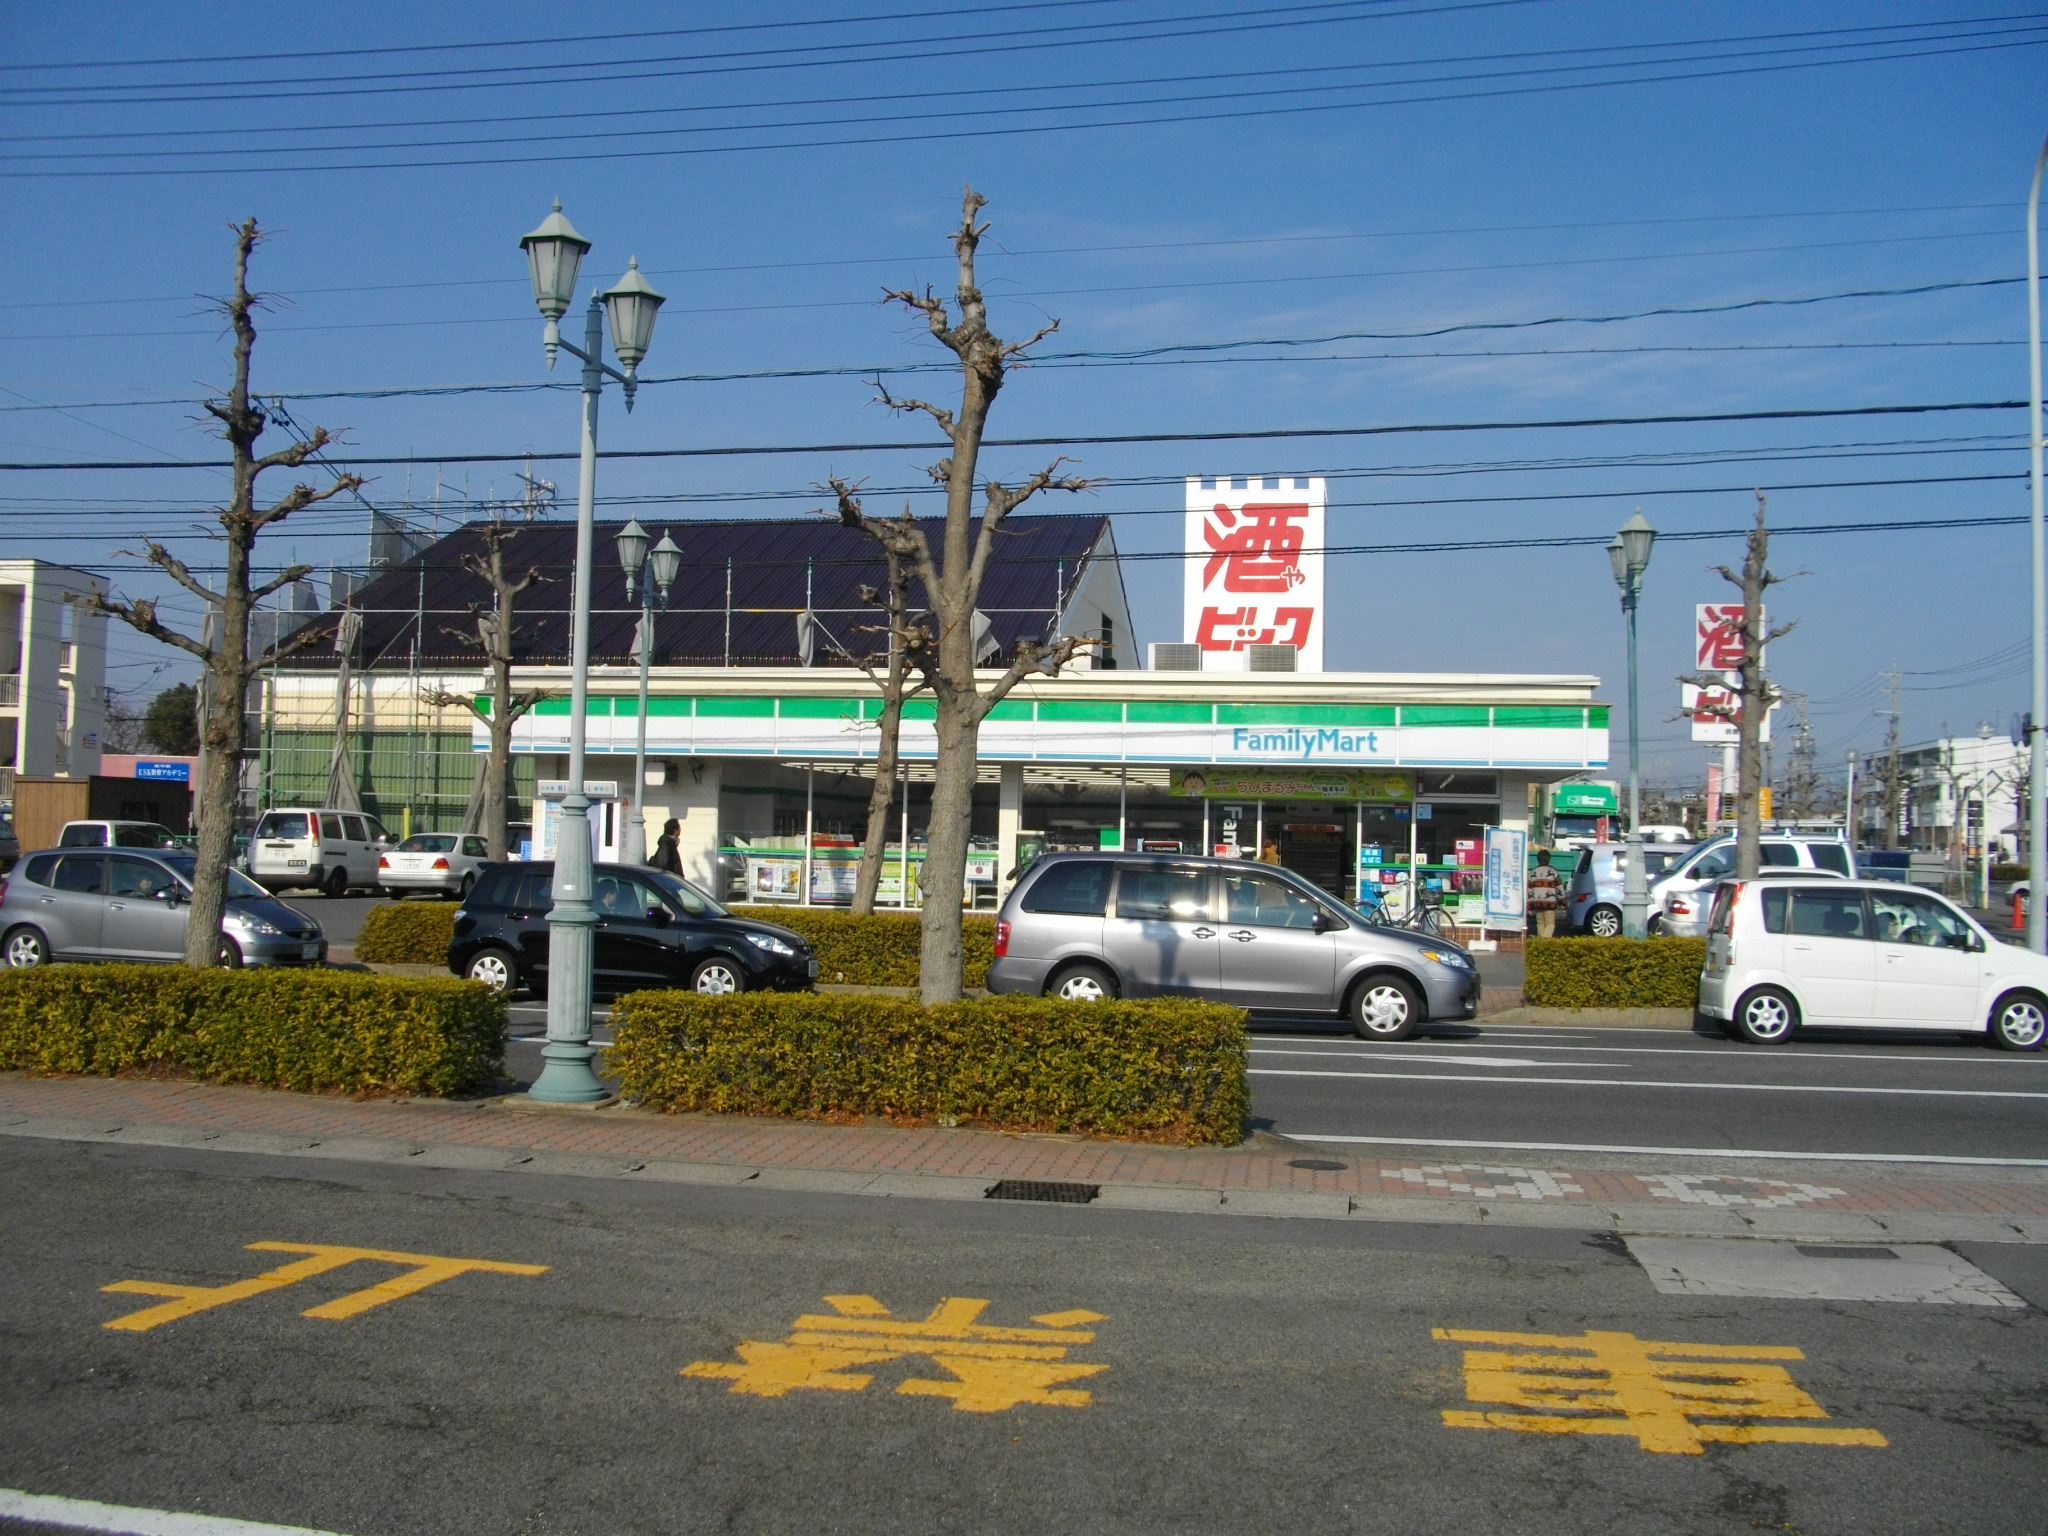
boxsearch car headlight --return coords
[1418,949,1469,969]
[744,932,795,956]
[230,915,283,936]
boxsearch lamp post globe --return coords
[649,530,683,601]
[601,258,666,408]
[520,201,592,369]
[615,517,650,600]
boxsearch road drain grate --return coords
[1288,1158,1348,1172]
[985,1179,1101,1204]
[1795,1245,1900,1260]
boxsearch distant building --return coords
[0,559,108,799]
[1874,733,2023,862]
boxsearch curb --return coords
[5,1113,2039,1246]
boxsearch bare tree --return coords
[821,481,932,916]
[421,519,551,859]
[1680,492,1799,879]
[93,219,358,966]
[837,188,1098,1001]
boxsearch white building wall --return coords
[1056,532,1136,670]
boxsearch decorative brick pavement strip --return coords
[2,1074,2045,1241]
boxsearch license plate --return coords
[807,959,819,978]
[302,942,322,960]
[287,859,307,867]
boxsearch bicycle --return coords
[1358,883,1453,939]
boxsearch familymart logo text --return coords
[1228,726,1381,757]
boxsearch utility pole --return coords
[1878,662,1903,851]
[1784,693,1818,820]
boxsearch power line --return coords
[9,26,2040,176]
[0,399,2026,473]
[70,512,2037,575]
[12,16,2036,163]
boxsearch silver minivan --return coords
[985,852,1479,1040]
[0,848,327,968]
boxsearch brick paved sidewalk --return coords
[3,1072,2044,1243]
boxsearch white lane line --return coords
[1278,1135,2048,1167]
[0,1489,351,1535]
[1249,1068,2048,1099]
[1249,1049,1597,1069]
[1256,1040,2041,1066]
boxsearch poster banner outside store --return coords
[1184,476,1325,670]
[1170,767,1410,800]
[1482,826,1527,928]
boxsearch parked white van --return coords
[1698,876,2046,1050]
[1646,834,1855,935]
[246,808,393,896]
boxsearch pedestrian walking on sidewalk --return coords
[651,818,682,875]
[1527,849,1565,937]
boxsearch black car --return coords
[448,861,818,997]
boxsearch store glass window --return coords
[1419,772,1499,797]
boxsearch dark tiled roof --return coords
[302,513,1112,670]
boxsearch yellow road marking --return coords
[1434,1328,1887,1454]
[101,1243,548,1333]
[683,1295,1110,1413]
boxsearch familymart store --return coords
[500,667,1608,912]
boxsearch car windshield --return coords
[156,852,268,901]
[399,834,457,852]
[255,812,311,840]
[642,869,727,918]
[113,824,177,847]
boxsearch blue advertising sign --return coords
[134,761,190,782]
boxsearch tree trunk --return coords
[486,696,515,861]
[185,657,249,966]
[852,702,902,916]
[919,704,977,1003]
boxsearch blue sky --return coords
[0,0,2041,789]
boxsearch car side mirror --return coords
[1311,911,1339,933]
[163,888,185,907]
[646,905,672,926]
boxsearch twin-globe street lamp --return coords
[616,518,682,853]
[518,200,666,1105]
[1608,511,1657,940]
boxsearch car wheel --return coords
[1586,904,1623,938]
[322,866,349,898]
[456,872,476,900]
[1988,990,2046,1052]
[3,926,49,968]
[690,956,746,995]
[1646,914,1665,937]
[1046,962,1117,1002]
[1350,973,1421,1041]
[216,937,243,969]
[1732,985,1798,1044]
[465,947,518,993]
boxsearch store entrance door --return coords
[1277,818,1346,899]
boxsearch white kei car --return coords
[1698,877,2046,1050]
[378,832,492,899]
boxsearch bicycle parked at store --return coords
[1356,878,1453,939]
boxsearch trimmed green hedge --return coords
[606,992,1247,1144]
[354,901,459,965]
[1525,936,1707,1009]
[0,967,504,1095]
[731,906,996,988]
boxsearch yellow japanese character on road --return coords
[1434,1328,1887,1454]
[683,1295,1108,1413]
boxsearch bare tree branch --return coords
[871,377,955,435]
[91,595,209,662]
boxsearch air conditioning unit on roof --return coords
[1247,644,1297,672]
[1149,642,1202,671]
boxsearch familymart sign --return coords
[497,695,1609,771]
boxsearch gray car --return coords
[985,851,1478,1041]
[0,848,327,968]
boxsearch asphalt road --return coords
[3,1135,2044,1536]
[1247,1020,2048,1164]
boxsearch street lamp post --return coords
[1608,511,1657,940]
[616,519,681,862]
[518,201,666,1104]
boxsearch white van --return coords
[1646,834,1855,936]
[1699,876,2045,1050]
[246,808,392,896]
